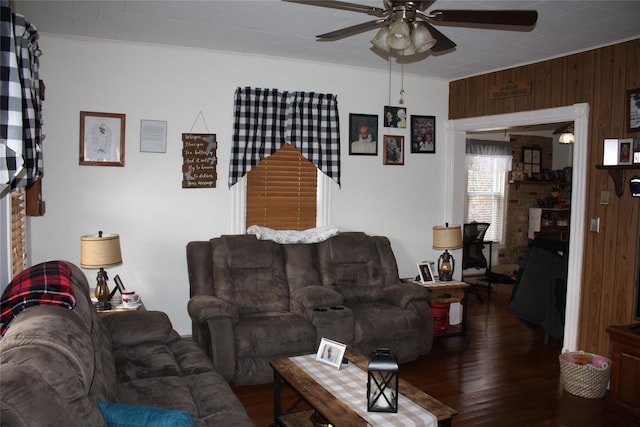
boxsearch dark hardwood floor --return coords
[233,283,612,427]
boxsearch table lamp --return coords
[80,231,122,310]
[432,223,463,281]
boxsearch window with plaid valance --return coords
[229,87,340,188]
[1,2,43,191]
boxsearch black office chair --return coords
[462,222,491,300]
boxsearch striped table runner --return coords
[291,354,437,427]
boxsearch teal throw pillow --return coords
[98,401,198,427]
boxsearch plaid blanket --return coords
[1,261,76,335]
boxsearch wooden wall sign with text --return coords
[182,133,217,188]
[490,81,532,99]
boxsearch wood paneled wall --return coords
[449,39,640,356]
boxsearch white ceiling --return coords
[13,0,640,81]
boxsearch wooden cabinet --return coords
[606,324,640,425]
[529,207,570,241]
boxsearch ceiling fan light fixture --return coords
[402,44,416,56]
[411,23,436,53]
[371,27,391,52]
[559,132,575,144]
[387,20,411,50]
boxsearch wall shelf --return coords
[595,164,640,197]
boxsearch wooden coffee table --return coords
[270,348,457,427]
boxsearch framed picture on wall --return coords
[383,135,404,165]
[79,111,126,166]
[349,113,378,156]
[140,119,167,153]
[522,146,541,178]
[626,88,640,133]
[410,115,435,153]
[383,105,407,128]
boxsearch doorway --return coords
[445,103,589,352]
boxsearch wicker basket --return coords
[559,351,611,399]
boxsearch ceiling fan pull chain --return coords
[399,63,405,104]
[387,56,392,107]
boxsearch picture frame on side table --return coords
[383,135,404,165]
[79,111,126,166]
[626,88,640,133]
[315,337,347,369]
[107,274,127,301]
[349,113,378,156]
[410,115,436,153]
[417,262,436,284]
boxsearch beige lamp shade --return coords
[80,232,122,268]
[432,225,463,250]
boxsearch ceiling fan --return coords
[284,0,538,57]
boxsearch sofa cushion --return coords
[235,312,316,358]
[102,310,173,348]
[98,401,197,427]
[290,286,343,309]
[282,243,323,292]
[0,260,76,334]
[349,303,423,343]
[212,235,289,313]
[116,376,198,413]
[316,233,385,303]
[112,342,182,382]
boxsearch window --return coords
[466,163,507,243]
[246,144,317,230]
[465,139,512,244]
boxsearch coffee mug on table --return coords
[121,291,140,308]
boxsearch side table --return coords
[402,278,470,344]
[92,296,145,318]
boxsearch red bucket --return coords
[431,303,450,334]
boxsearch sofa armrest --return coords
[290,286,343,311]
[382,283,430,309]
[101,311,173,348]
[383,284,434,354]
[187,295,238,381]
[187,295,239,324]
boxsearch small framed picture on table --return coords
[315,337,347,369]
[417,262,436,284]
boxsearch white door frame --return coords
[445,103,589,351]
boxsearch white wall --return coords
[28,35,450,335]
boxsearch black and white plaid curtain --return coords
[0,0,43,191]
[229,87,340,188]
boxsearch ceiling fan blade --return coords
[430,9,538,27]
[317,19,386,40]
[283,0,386,17]
[423,22,456,52]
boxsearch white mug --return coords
[121,290,140,308]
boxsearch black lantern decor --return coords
[367,347,399,413]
